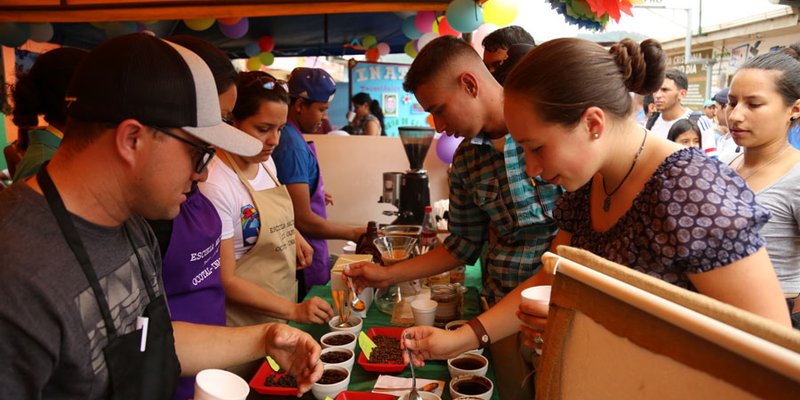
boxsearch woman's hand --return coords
[292,296,334,324]
[295,232,313,270]
[263,324,323,396]
[517,300,549,350]
[344,261,394,291]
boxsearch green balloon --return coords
[259,51,275,66]
[362,34,377,49]
[404,40,418,58]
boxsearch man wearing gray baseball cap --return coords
[0,33,322,399]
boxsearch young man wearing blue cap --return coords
[0,33,322,399]
[271,67,365,296]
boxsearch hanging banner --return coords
[348,61,431,137]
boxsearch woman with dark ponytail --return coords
[348,92,384,135]
[400,38,790,374]
[11,47,86,180]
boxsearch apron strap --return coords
[221,150,281,195]
[123,224,157,301]
[37,163,118,338]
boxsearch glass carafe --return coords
[372,235,418,316]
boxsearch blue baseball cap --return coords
[288,67,336,103]
[703,99,715,108]
[712,88,729,105]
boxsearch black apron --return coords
[37,164,180,400]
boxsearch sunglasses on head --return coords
[248,74,288,92]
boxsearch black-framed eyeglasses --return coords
[247,74,289,92]
[151,126,216,174]
[221,115,235,126]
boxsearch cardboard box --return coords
[331,254,374,317]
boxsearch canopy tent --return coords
[0,1,450,57]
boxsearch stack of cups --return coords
[520,285,551,355]
[410,298,438,326]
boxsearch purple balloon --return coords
[219,17,249,39]
[436,134,464,164]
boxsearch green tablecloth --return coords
[249,263,499,399]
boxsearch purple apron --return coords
[303,140,331,289]
[161,186,225,400]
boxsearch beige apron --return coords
[222,151,298,327]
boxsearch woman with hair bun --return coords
[347,92,384,135]
[726,43,800,327]
[400,38,790,374]
[11,47,87,180]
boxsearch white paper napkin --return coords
[372,374,444,397]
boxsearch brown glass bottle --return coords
[355,221,383,264]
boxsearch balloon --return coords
[404,40,418,58]
[436,134,464,164]
[361,34,377,49]
[433,16,459,37]
[219,17,249,39]
[244,41,261,58]
[377,42,391,56]
[365,47,380,62]
[259,51,275,66]
[29,23,53,43]
[105,22,138,38]
[258,36,275,52]
[483,0,520,26]
[417,32,438,50]
[402,16,422,40]
[446,0,484,33]
[0,23,30,47]
[415,11,436,34]
[470,23,498,54]
[184,18,215,31]
[217,17,241,25]
[246,56,261,71]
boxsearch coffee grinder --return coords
[393,126,434,225]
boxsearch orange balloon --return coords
[217,17,242,25]
[365,47,380,62]
[426,113,435,129]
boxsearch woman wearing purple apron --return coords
[272,67,366,296]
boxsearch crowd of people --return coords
[1,23,799,400]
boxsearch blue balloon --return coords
[402,16,422,40]
[244,41,261,58]
[446,0,484,33]
[0,22,31,48]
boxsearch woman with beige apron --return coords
[199,71,334,377]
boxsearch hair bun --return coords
[609,38,664,95]
[781,43,800,61]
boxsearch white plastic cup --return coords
[411,298,438,326]
[194,369,250,400]
[520,285,551,355]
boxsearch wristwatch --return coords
[466,318,491,349]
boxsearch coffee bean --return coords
[368,335,403,364]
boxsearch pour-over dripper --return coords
[373,235,418,265]
[398,127,435,171]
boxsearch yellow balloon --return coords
[483,0,519,26]
[246,56,262,71]
[404,40,418,58]
[184,18,215,31]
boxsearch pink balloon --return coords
[377,42,391,55]
[436,134,464,164]
[415,11,436,34]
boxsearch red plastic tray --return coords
[356,327,409,373]
[249,359,299,396]
[335,391,396,400]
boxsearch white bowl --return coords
[310,365,351,400]
[399,391,442,400]
[319,347,355,373]
[449,374,493,400]
[320,331,357,353]
[447,353,488,378]
[328,315,363,336]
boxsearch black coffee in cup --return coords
[451,356,486,370]
[453,376,491,396]
[318,368,347,385]
[323,334,353,346]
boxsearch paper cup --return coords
[411,298,437,326]
[194,369,250,400]
[520,285,551,355]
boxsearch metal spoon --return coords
[372,382,439,392]
[344,267,365,311]
[406,347,423,400]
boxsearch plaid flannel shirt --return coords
[443,134,562,304]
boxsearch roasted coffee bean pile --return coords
[321,350,351,364]
[369,335,403,364]
[322,334,354,346]
[318,368,348,384]
[264,373,297,388]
